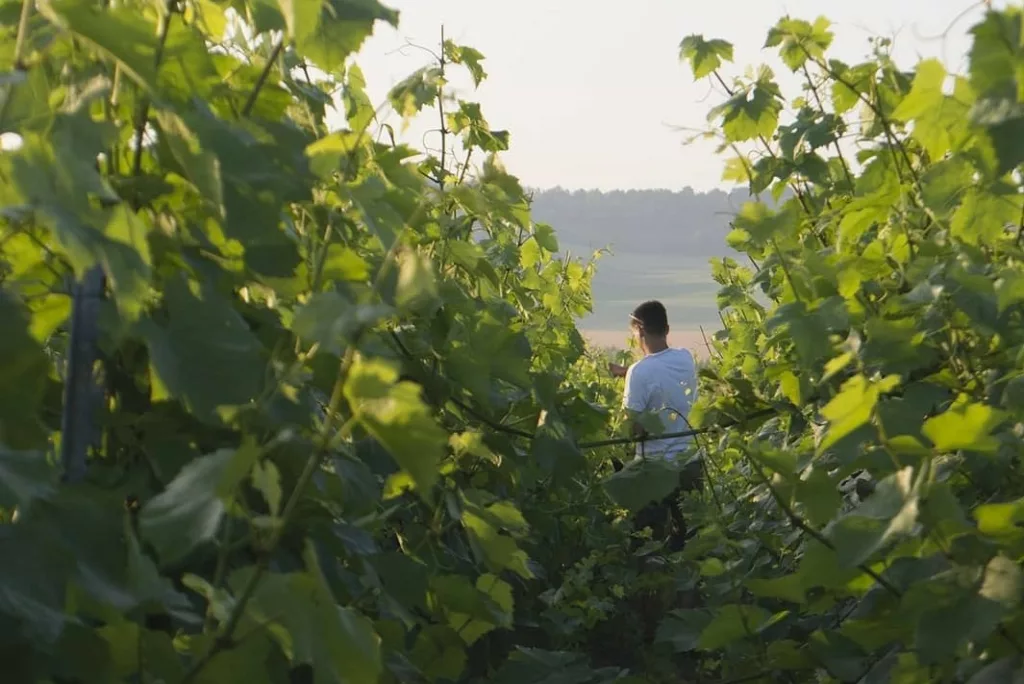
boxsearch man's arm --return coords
[608,362,627,378]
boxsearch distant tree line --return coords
[528,186,755,256]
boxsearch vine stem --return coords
[711,68,814,217]
[387,330,534,438]
[131,0,177,178]
[810,55,928,239]
[0,0,34,127]
[799,62,855,189]
[748,453,902,596]
[436,25,448,189]
[182,347,358,683]
[241,37,284,118]
[13,0,33,69]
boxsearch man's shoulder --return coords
[669,347,695,362]
[638,347,694,367]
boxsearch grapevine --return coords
[2,2,1024,684]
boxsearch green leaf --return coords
[819,374,900,454]
[698,604,770,650]
[708,69,782,142]
[187,631,279,684]
[296,0,399,74]
[601,457,681,513]
[40,1,212,94]
[305,130,363,179]
[975,497,1024,541]
[981,554,1023,607]
[369,551,428,610]
[746,574,806,603]
[892,59,947,122]
[764,17,833,71]
[396,249,439,312]
[679,35,734,79]
[277,0,322,42]
[446,102,510,152]
[438,573,514,645]
[142,276,265,423]
[968,9,1024,99]
[0,294,50,448]
[830,60,876,114]
[388,66,443,120]
[319,244,371,283]
[0,448,55,509]
[533,223,559,252]
[444,41,487,86]
[952,184,1023,246]
[915,555,1023,665]
[824,467,919,568]
[139,449,234,565]
[251,460,282,517]
[461,507,533,579]
[232,568,382,684]
[0,522,72,644]
[655,610,713,652]
[8,130,153,317]
[922,395,1007,454]
[732,200,798,247]
[291,293,391,354]
[967,657,1024,684]
[410,625,467,681]
[152,109,224,211]
[344,358,446,498]
[795,467,842,527]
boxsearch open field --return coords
[575,249,724,358]
[577,250,723,330]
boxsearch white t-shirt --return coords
[622,347,699,461]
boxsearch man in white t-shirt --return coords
[609,300,701,551]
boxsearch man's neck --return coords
[645,338,669,355]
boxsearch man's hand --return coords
[608,362,627,378]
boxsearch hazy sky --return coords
[339,1,997,193]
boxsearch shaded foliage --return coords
[2,2,1024,684]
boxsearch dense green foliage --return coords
[3,1,1024,683]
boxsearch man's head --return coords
[629,300,669,354]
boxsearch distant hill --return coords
[526,187,756,348]
[528,187,752,257]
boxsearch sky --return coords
[337,0,1000,193]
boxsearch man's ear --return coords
[665,324,670,336]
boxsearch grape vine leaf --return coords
[824,467,919,569]
[679,35,734,79]
[818,374,900,454]
[764,16,833,71]
[142,276,266,424]
[296,0,399,74]
[891,59,946,123]
[698,604,771,650]
[602,458,681,512]
[0,294,50,448]
[139,449,235,565]
[344,358,446,499]
[444,41,488,86]
[230,567,383,684]
[922,395,1007,454]
[0,448,55,509]
[708,69,783,142]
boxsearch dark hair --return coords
[630,300,669,336]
